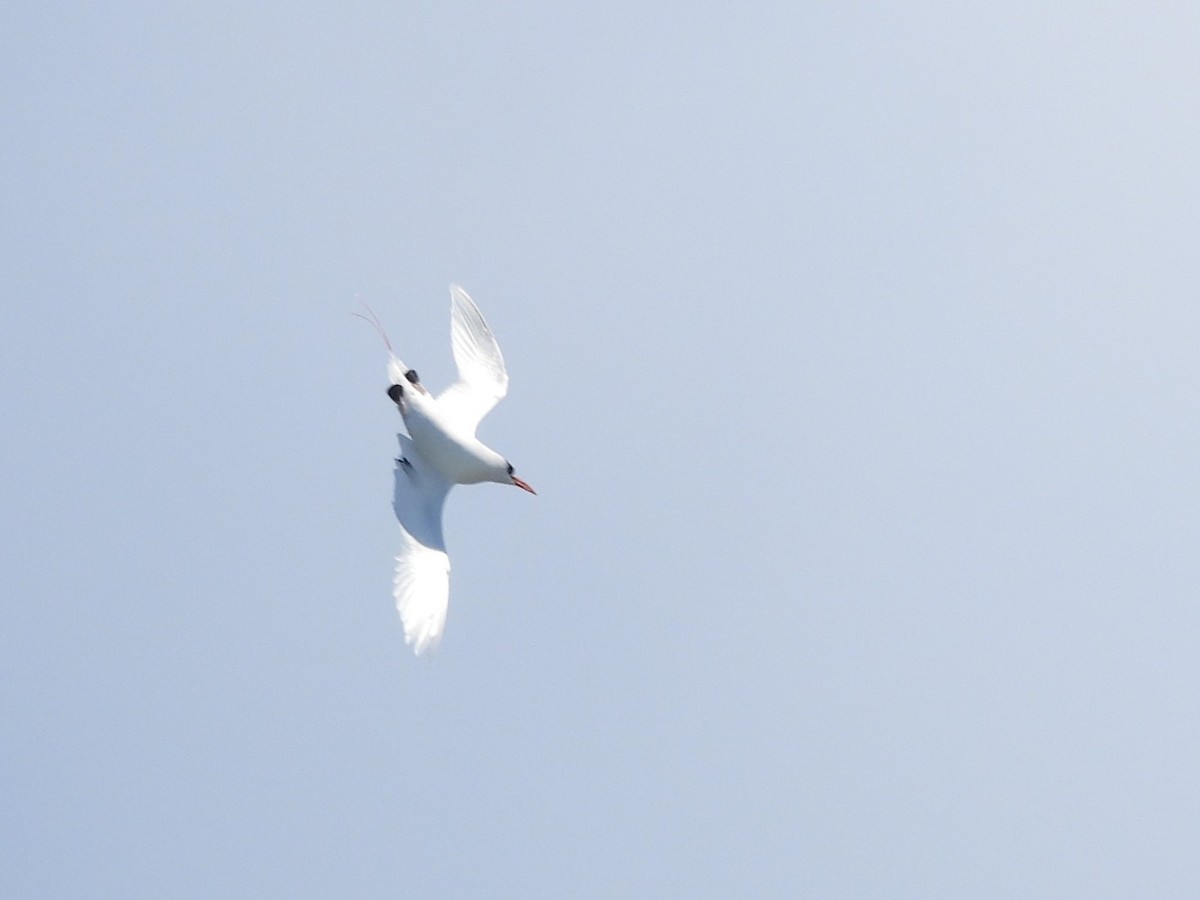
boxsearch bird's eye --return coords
[506,463,514,475]
[404,369,420,384]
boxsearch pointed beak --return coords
[511,476,536,495]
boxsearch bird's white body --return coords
[402,394,508,485]
[366,285,534,655]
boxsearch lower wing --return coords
[392,434,452,655]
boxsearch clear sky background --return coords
[3,3,1199,897]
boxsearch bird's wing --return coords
[435,284,509,434]
[391,434,453,655]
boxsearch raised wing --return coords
[436,284,509,433]
[391,434,453,655]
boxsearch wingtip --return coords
[400,609,445,656]
[407,632,442,656]
[449,283,474,307]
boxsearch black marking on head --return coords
[506,462,514,476]
[404,369,420,385]
[387,384,404,404]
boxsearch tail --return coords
[352,302,409,384]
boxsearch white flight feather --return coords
[436,284,510,433]
[391,433,451,655]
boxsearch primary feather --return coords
[391,433,451,655]
[436,284,510,433]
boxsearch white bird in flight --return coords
[359,285,535,655]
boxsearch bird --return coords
[358,285,535,655]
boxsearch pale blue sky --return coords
[4,3,1200,897]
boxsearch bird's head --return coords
[505,461,536,494]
